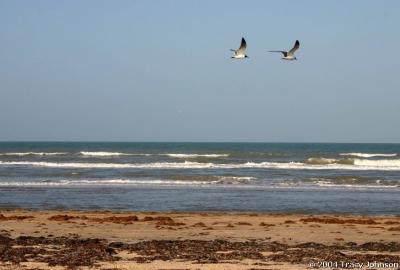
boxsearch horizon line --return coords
[0,141,399,145]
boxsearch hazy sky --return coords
[1,0,400,142]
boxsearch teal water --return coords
[0,142,399,214]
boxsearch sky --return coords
[1,0,400,143]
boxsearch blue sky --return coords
[1,0,399,142]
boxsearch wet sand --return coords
[1,210,400,269]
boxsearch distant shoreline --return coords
[1,207,399,217]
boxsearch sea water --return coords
[0,142,399,214]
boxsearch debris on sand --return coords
[0,235,116,268]
[155,219,186,227]
[235,222,252,226]
[259,222,275,227]
[0,214,34,221]
[300,217,378,225]
[192,222,207,227]
[48,214,138,224]
[1,235,400,267]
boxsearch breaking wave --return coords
[79,151,134,156]
[1,159,400,170]
[79,152,228,158]
[309,176,399,187]
[310,180,399,189]
[340,153,397,158]
[0,176,256,187]
[165,153,229,158]
[1,177,397,190]
[305,157,354,165]
[0,152,67,156]
[305,157,400,168]
[169,175,256,184]
[353,159,400,166]
[278,176,400,190]
[0,179,218,187]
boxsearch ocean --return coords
[0,142,399,214]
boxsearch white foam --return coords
[0,152,67,156]
[0,174,258,187]
[353,158,400,167]
[306,157,400,168]
[0,161,213,168]
[0,178,398,190]
[217,176,256,181]
[79,152,228,157]
[278,179,400,190]
[0,179,220,187]
[312,182,397,189]
[1,160,400,171]
[0,179,332,188]
[340,153,397,158]
[79,151,133,156]
[305,157,339,165]
[165,153,229,158]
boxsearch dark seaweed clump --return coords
[1,234,400,268]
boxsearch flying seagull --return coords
[269,40,300,60]
[231,37,248,59]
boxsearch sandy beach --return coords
[1,210,400,269]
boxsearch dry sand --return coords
[1,210,400,269]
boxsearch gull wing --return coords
[237,37,247,53]
[288,40,300,56]
[269,51,288,57]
